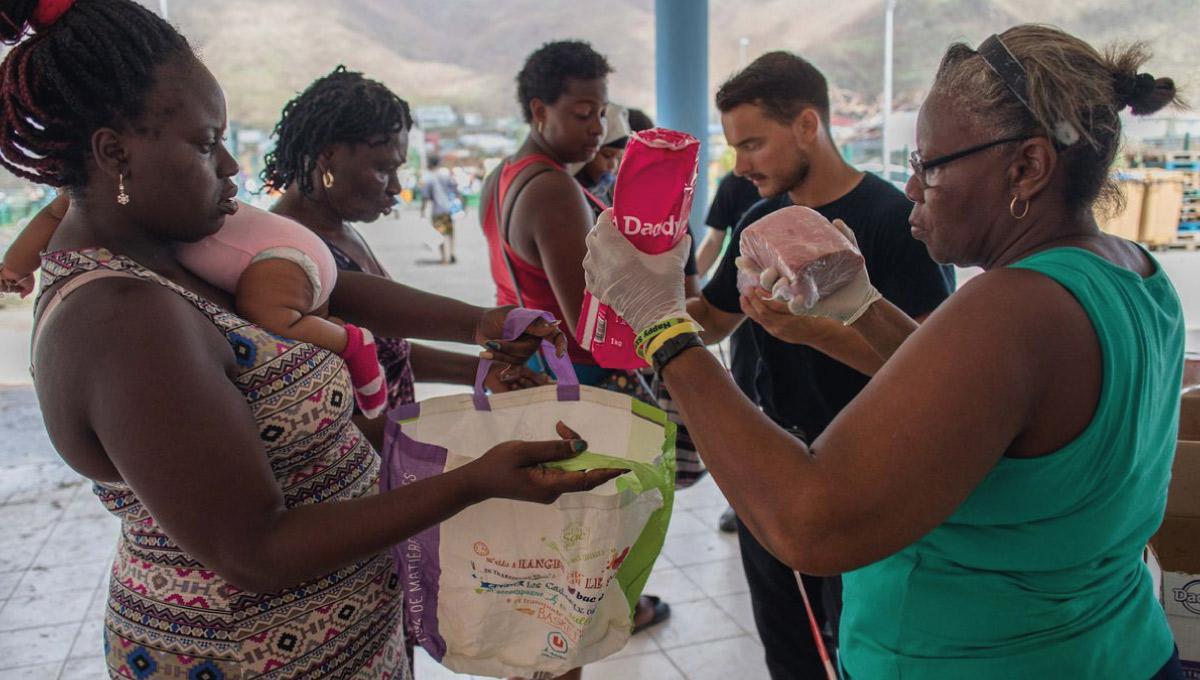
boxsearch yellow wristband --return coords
[640,321,701,362]
[634,317,690,351]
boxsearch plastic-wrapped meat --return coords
[736,206,864,310]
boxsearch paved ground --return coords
[0,206,765,679]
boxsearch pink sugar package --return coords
[578,128,700,369]
[736,206,864,310]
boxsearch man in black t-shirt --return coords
[688,52,953,680]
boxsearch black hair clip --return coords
[978,34,1079,147]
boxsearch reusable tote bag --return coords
[380,309,676,677]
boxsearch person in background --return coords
[420,155,461,264]
[683,52,954,678]
[261,66,544,450]
[572,102,629,206]
[699,170,765,533]
[0,3,617,678]
[583,24,1185,680]
[479,43,671,678]
[626,107,654,136]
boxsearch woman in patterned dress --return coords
[263,66,546,450]
[0,2,623,678]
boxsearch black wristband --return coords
[652,332,703,373]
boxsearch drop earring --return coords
[117,173,130,205]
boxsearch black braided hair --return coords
[261,66,413,197]
[0,0,191,189]
[516,40,612,123]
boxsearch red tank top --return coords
[482,154,604,366]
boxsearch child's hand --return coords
[0,264,35,298]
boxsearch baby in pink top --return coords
[2,194,387,417]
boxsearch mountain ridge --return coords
[105,1,1200,127]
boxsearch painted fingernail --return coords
[480,351,494,360]
[572,440,588,454]
[486,341,502,351]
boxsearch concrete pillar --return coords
[654,0,709,243]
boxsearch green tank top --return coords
[840,247,1184,679]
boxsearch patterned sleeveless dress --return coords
[37,248,411,680]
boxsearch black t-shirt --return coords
[704,171,765,400]
[703,172,955,439]
[706,172,762,231]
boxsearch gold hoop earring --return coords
[535,121,544,135]
[117,173,130,205]
[1010,195,1029,220]
[322,169,335,189]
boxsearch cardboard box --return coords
[1184,354,1200,391]
[1165,441,1200,518]
[1140,176,1185,246]
[1149,440,1200,676]
[1098,178,1145,241]
[1183,389,1200,442]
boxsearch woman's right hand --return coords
[582,209,693,335]
[461,421,627,504]
[475,305,568,364]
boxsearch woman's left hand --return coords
[739,289,847,346]
[474,306,567,364]
[735,219,881,325]
[483,362,551,393]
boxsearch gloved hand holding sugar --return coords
[578,127,700,369]
[735,206,865,311]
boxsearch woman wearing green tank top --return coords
[581,24,1187,680]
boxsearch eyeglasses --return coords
[908,135,1033,189]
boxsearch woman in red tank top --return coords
[479,42,673,678]
[480,40,614,381]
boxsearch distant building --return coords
[458,133,518,156]
[415,105,460,129]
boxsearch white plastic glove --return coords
[735,219,881,325]
[582,208,693,335]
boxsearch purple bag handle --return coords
[473,308,579,411]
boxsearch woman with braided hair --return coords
[0,1,623,677]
